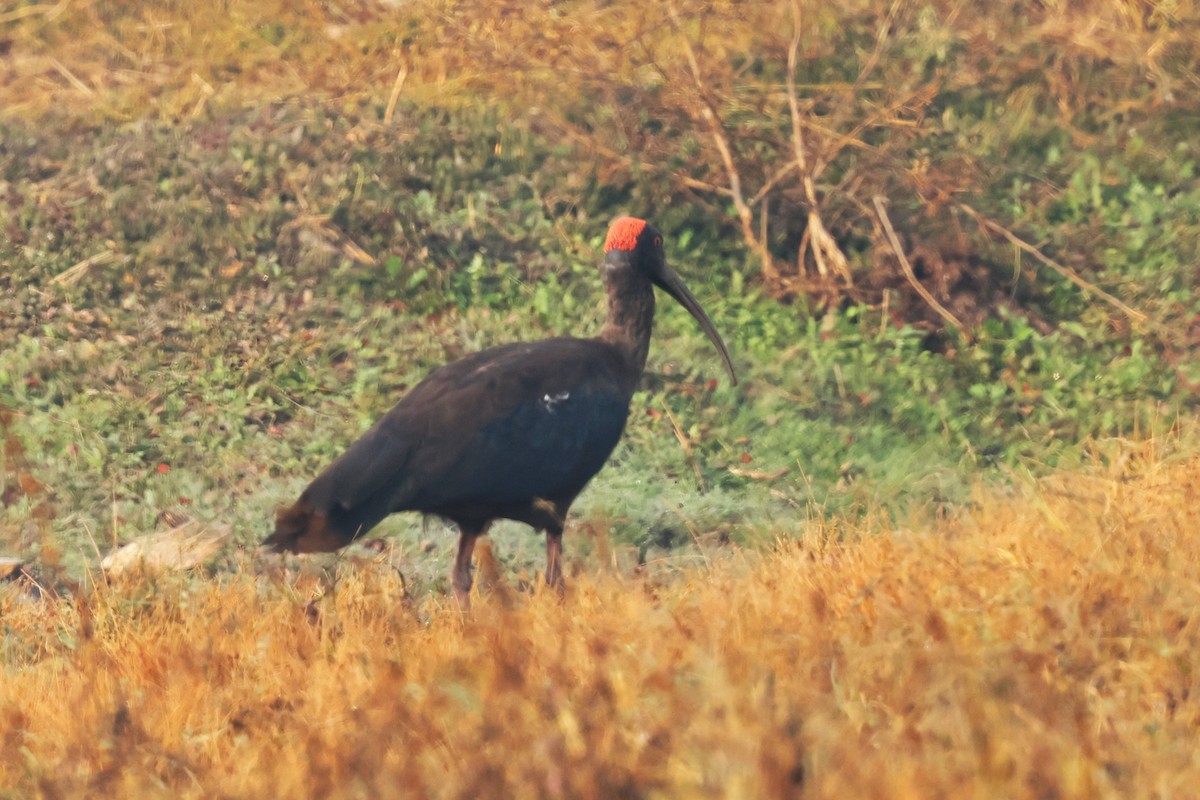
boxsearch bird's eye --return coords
[654,236,662,248]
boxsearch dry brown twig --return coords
[958,203,1149,327]
[50,250,128,287]
[873,195,967,334]
[786,0,851,282]
[853,0,905,94]
[728,466,790,481]
[665,0,779,284]
[49,58,94,97]
[384,67,408,125]
[660,398,706,492]
[0,1,69,24]
[547,110,731,199]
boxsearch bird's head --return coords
[603,217,738,385]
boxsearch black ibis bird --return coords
[264,217,736,606]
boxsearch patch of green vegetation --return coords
[1,101,1196,580]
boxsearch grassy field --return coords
[4,0,1200,796]
[3,444,1199,797]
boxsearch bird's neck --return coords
[598,271,655,387]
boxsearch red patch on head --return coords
[603,217,648,253]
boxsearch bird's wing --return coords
[293,339,630,539]
[414,383,630,511]
[402,338,632,510]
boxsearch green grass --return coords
[2,101,1195,583]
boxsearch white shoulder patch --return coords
[541,391,570,411]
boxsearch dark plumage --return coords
[264,217,736,607]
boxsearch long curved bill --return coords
[653,264,738,386]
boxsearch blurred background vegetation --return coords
[2,0,1199,580]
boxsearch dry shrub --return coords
[2,0,398,118]
[5,1,1197,322]
[2,444,1199,796]
[434,0,1198,311]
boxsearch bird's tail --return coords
[262,499,351,554]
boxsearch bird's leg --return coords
[530,499,568,596]
[545,525,566,596]
[452,528,480,610]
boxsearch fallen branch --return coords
[958,203,1148,326]
[872,196,967,333]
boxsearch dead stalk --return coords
[384,67,408,125]
[958,203,1149,327]
[661,398,706,492]
[666,1,778,284]
[50,250,126,287]
[50,57,94,97]
[873,195,967,333]
[787,0,851,282]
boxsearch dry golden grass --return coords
[5,0,1188,123]
[3,445,1199,797]
[9,0,1193,309]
